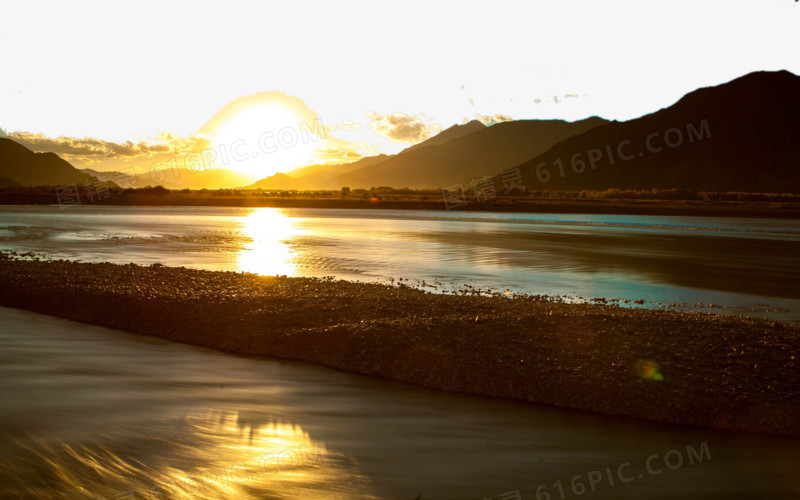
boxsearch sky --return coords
[2,0,799,180]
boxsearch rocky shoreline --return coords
[1,255,799,437]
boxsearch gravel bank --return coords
[1,256,799,437]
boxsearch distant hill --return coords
[249,155,390,190]
[0,138,94,186]
[82,167,254,190]
[403,120,486,152]
[496,70,800,194]
[327,117,609,189]
[0,175,20,187]
[253,117,608,190]
[246,172,302,190]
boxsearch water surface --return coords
[1,307,798,499]
[2,205,800,320]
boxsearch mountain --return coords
[403,120,486,152]
[0,138,95,186]
[249,117,607,190]
[495,70,800,193]
[0,175,20,187]
[325,117,609,189]
[250,155,390,190]
[247,172,302,190]
[252,121,490,190]
[81,167,253,190]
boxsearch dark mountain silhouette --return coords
[322,117,609,189]
[495,70,800,194]
[0,138,94,186]
[0,175,20,187]
[403,120,486,152]
[249,117,607,190]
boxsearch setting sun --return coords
[198,92,325,178]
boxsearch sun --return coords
[198,92,325,179]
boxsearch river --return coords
[2,205,800,498]
[1,307,798,499]
[1,205,799,321]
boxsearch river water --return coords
[2,205,800,499]
[1,307,799,499]
[1,205,800,320]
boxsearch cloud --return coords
[367,112,435,143]
[532,94,580,105]
[476,114,513,125]
[313,139,373,164]
[7,131,212,164]
[344,150,362,159]
[326,120,361,132]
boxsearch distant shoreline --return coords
[2,256,799,437]
[3,192,800,219]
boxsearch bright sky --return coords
[2,0,799,178]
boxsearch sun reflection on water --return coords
[6,411,379,499]
[144,411,329,499]
[237,208,302,276]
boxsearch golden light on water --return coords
[237,208,302,276]
[148,412,327,499]
[16,411,379,499]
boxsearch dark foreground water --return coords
[2,205,800,320]
[1,307,799,499]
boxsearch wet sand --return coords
[1,255,799,437]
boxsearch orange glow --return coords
[198,92,325,179]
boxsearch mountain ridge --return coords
[492,70,800,194]
[0,138,95,187]
[258,117,609,190]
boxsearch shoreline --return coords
[3,193,800,219]
[1,257,799,437]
